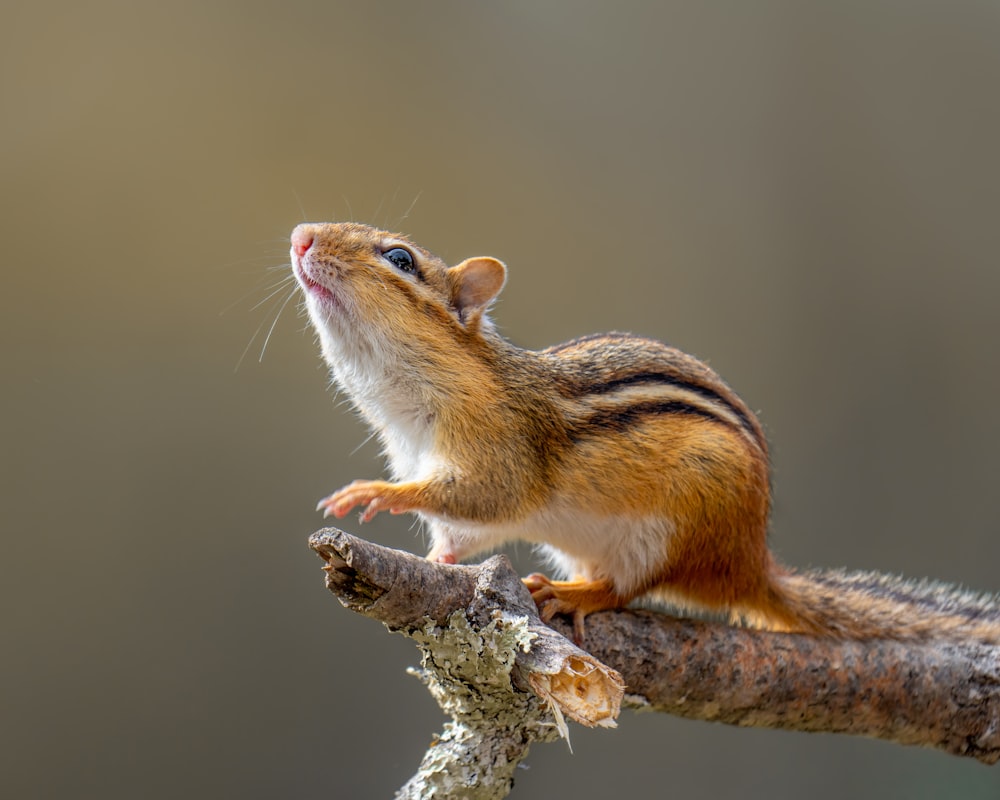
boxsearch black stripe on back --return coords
[581,372,759,443]
[571,400,729,442]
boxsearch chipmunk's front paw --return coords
[317,479,409,523]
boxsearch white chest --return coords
[314,315,439,481]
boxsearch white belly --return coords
[425,500,674,597]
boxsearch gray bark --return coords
[308,528,1000,799]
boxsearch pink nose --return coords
[291,226,314,259]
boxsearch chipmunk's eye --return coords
[383,247,416,274]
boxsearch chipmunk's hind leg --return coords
[523,573,629,644]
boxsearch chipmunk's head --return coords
[290,221,507,376]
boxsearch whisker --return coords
[399,190,422,223]
[258,284,300,363]
[247,274,297,312]
[372,194,385,227]
[219,270,293,316]
[234,308,276,373]
[233,279,298,373]
[217,253,290,270]
[350,429,379,456]
[387,186,400,224]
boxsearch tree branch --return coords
[548,609,1000,763]
[308,528,1000,798]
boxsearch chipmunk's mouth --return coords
[293,258,337,304]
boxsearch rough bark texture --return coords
[311,529,623,799]
[311,528,624,727]
[547,610,1000,763]
[308,528,1000,799]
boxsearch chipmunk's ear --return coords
[448,257,507,315]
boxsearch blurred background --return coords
[3,1,999,797]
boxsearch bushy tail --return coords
[761,567,1000,645]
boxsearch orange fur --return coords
[292,222,1000,645]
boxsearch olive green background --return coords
[4,2,1000,797]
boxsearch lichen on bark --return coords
[398,611,562,799]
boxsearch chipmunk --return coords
[290,221,1000,645]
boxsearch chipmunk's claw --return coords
[523,573,624,646]
[317,480,393,521]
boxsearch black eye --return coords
[383,247,416,274]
